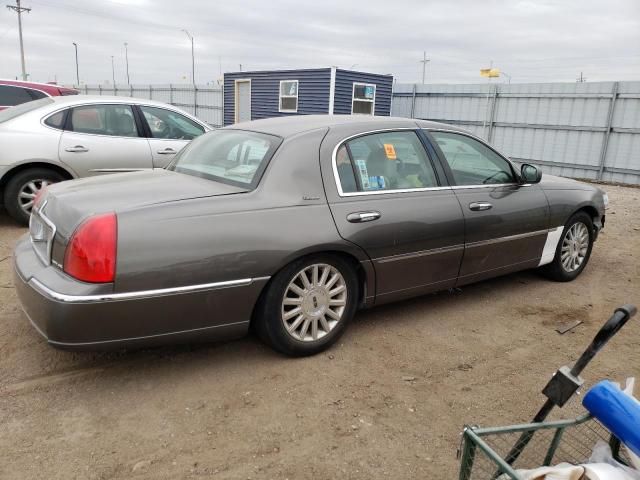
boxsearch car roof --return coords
[0,79,76,94]
[226,114,468,138]
[44,95,181,108]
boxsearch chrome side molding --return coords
[29,276,271,304]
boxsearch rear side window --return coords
[0,85,37,106]
[336,131,438,194]
[69,104,139,137]
[27,89,47,100]
[44,110,66,129]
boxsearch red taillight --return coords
[64,213,117,283]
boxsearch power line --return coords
[6,0,30,80]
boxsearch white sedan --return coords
[0,95,211,224]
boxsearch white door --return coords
[58,104,153,177]
[138,105,207,168]
[235,80,251,123]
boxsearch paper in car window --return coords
[383,143,397,160]
[355,159,370,190]
[368,176,386,190]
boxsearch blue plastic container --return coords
[583,380,640,457]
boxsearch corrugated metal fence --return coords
[80,84,223,127]
[392,81,640,185]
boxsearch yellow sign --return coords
[383,143,397,160]
[480,68,500,78]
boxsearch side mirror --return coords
[521,164,542,184]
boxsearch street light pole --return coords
[72,42,79,86]
[124,42,130,85]
[181,29,195,84]
[111,55,115,85]
[7,0,31,81]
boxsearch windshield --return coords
[0,97,54,124]
[168,129,282,188]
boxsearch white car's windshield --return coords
[169,129,281,188]
[0,97,53,124]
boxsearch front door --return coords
[321,129,465,303]
[427,130,549,285]
[58,103,153,177]
[235,80,251,124]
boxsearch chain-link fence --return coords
[78,84,223,127]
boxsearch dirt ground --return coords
[0,184,638,480]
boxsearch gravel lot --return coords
[0,183,638,480]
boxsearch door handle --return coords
[65,145,89,153]
[347,211,381,223]
[469,202,493,211]
[157,148,176,155]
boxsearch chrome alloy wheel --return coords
[18,179,52,216]
[281,263,347,342]
[561,222,589,272]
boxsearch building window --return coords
[352,83,376,115]
[279,80,299,113]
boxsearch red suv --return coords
[0,80,79,111]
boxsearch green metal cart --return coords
[457,305,637,480]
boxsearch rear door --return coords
[58,103,153,177]
[136,105,207,168]
[320,128,465,303]
[426,129,549,285]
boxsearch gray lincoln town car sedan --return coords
[14,115,607,356]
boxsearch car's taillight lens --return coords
[64,213,117,283]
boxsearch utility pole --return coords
[420,51,430,84]
[124,42,130,84]
[577,72,586,83]
[111,55,115,85]
[72,42,79,85]
[239,63,242,72]
[181,29,195,85]
[6,0,30,81]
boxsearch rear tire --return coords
[540,211,594,282]
[255,254,359,357]
[4,168,65,225]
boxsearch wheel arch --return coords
[0,161,76,196]
[249,248,373,328]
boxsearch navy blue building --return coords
[223,68,393,126]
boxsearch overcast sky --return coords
[1,0,639,86]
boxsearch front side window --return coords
[69,104,139,137]
[430,131,515,186]
[279,80,298,112]
[352,83,375,115]
[169,130,281,188]
[139,105,205,140]
[336,131,438,193]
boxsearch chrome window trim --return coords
[331,127,451,198]
[29,276,271,304]
[30,200,56,266]
[424,127,524,186]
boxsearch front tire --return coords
[4,168,65,225]
[541,211,594,282]
[255,255,359,357]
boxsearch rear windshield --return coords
[0,97,54,124]
[168,129,282,189]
